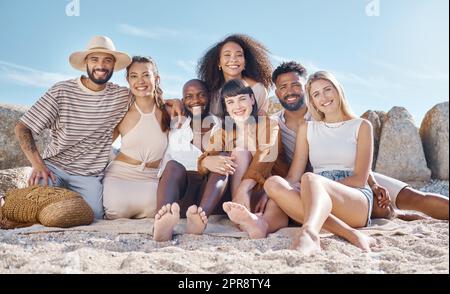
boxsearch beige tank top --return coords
[120,102,168,169]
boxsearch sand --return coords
[0,181,448,274]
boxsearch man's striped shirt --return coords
[20,77,130,176]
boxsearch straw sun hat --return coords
[0,186,94,230]
[69,35,132,72]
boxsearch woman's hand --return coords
[165,99,184,128]
[202,155,237,176]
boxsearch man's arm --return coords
[15,122,55,186]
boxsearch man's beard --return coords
[86,66,113,85]
[279,94,305,111]
[185,103,210,120]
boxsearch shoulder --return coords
[270,110,284,121]
[251,82,268,94]
[107,82,130,95]
[357,118,372,132]
[244,77,258,87]
[49,78,78,92]
[298,121,309,133]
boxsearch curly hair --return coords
[197,34,273,94]
[272,61,308,84]
[126,56,170,132]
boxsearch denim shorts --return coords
[317,170,373,226]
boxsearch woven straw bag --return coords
[0,185,94,229]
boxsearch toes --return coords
[222,202,232,213]
[171,202,180,214]
[197,206,203,214]
[187,205,198,215]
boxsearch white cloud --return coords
[366,57,449,82]
[0,61,72,88]
[176,60,197,75]
[118,24,180,39]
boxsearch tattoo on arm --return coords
[18,128,37,153]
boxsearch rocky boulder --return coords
[0,167,31,197]
[361,110,387,170]
[375,107,431,182]
[420,102,449,180]
[0,104,50,170]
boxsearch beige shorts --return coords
[373,172,409,209]
[103,161,160,219]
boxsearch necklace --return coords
[323,120,347,129]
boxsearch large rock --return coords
[0,167,31,197]
[361,110,387,170]
[0,104,50,169]
[420,102,449,180]
[375,107,431,182]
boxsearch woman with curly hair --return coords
[198,34,273,118]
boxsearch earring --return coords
[218,65,222,71]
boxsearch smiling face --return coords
[86,52,115,85]
[182,80,210,118]
[219,42,246,81]
[224,93,255,122]
[275,71,306,111]
[126,62,157,98]
[309,79,341,116]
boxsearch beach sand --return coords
[0,181,448,274]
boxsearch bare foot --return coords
[348,229,378,252]
[186,205,208,235]
[222,201,268,239]
[153,203,180,242]
[291,226,321,255]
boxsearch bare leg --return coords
[230,149,252,198]
[396,187,449,220]
[264,176,376,252]
[198,172,229,216]
[153,203,180,242]
[156,161,187,211]
[261,199,290,234]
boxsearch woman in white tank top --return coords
[271,71,375,255]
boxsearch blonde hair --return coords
[305,71,356,121]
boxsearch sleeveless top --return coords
[120,102,168,169]
[307,118,364,173]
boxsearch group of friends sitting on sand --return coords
[5,34,448,254]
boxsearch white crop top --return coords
[307,118,363,173]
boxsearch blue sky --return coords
[0,0,448,125]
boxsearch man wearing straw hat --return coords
[14,36,182,219]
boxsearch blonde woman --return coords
[267,71,375,255]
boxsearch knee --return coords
[231,148,252,161]
[264,176,283,199]
[163,160,186,179]
[300,172,317,186]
